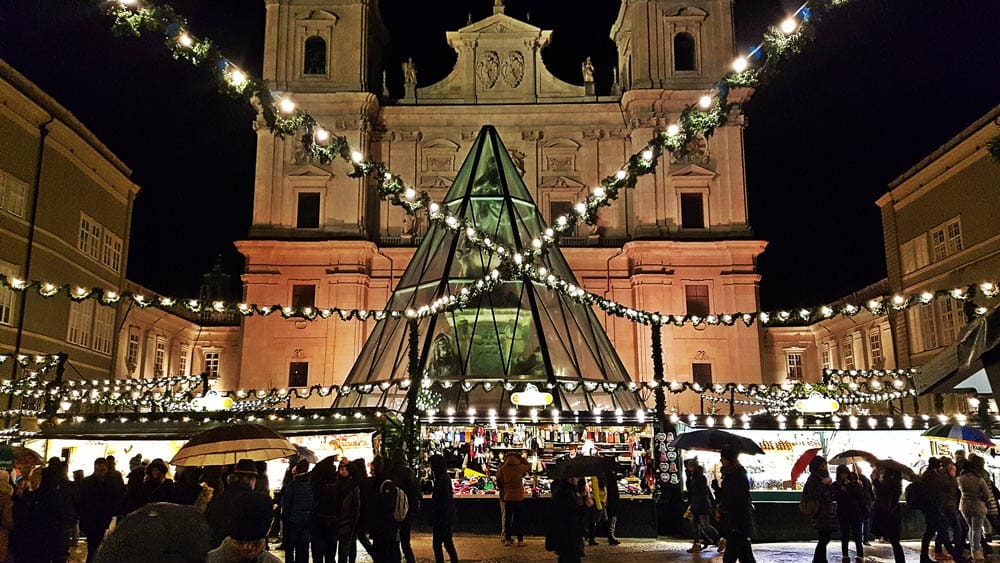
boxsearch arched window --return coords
[303,36,327,75]
[673,32,696,72]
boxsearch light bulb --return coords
[351,150,364,163]
[732,57,748,72]
[314,128,329,142]
[641,149,653,161]
[666,124,680,136]
[278,98,296,114]
[780,17,797,34]
[698,95,712,109]
[178,33,193,48]
[228,69,247,87]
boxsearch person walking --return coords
[350,458,376,563]
[140,460,175,506]
[548,477,585,563]
[280,460,313,563]
[604,469,621,546]
[78,458,125,563]
[386,458,419,563]
[429,454,459,563]
[855,465,875,545]
[687,461,719,552]
[833,464,867,562]
[310,458,340,563]
[496,453,528,547]
[586,473,608,547]
[205,459,270,550]
[872,465,905,563]
[940,458,969,558]
[959,455,996,562]
[717,445,756,563]
[802,456,836,563]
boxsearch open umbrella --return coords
[791,447,822,484]
[872,458,920,482]
[171,423,296,467]
[921,424,995,448]
[828,450,877,466]
[549,455,617,479]
[288,445,318,465]
[672,429,765,455]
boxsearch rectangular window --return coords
[67,300,95,348]
[289,361,309,387]
[291,284,316,309]
[842,336,855,370]
[79,214,103,261]
[296,193,321,228]
[899,234,930,275]
[931,218,962,262]
[869,330,883,369]
[680,193,705,229]
[91,306,115,355]
[918,303,939,351]
[0,261,17,325]
[821,344,832,370]
[102,231,123,272]
[549,201,574,231]
[178,345,189,375]
[204,352,221,378]
[786,353,803,379]
[692,363,712,387]
[685,285,710,317]
[154,338,166,376]
[937,298,960,346]
[2,173,26,217]
[126,332,140,373]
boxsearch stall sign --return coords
[653,421,681,499]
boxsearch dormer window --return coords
[673,32,696,71]
[304,36,327,75]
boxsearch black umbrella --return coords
[170,423,296,467]
[672,429,765,455]
[549,455,617,479]
[288,445,318,464]
[872,458,920,482]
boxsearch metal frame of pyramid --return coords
[334,126,641,414]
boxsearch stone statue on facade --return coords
[581,57,595,83]
[403,57,417,85]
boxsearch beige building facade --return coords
[0,60,139,381]
[236,0,766,408]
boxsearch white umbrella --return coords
[171,423,296,467]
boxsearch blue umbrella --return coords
[921,424,995,448]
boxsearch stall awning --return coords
[34,408,386,440]
[914,304,1000,399]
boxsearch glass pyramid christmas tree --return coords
[337,126,640,413]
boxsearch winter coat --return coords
[142,478,175,506]
[832,476,868,521]
[334,477,360,537]
[431,471,456,525]
[10,486,72,561]
[356,476,377,534]
[687,471,714,516]
[79,473,125,533]
[548,480,584,558]
[605,473,621,514]
[589,476,607,512]
[496,457,528,502]
[387,464,420,520]
[205,537,281,563]
[939,473,960,511]
[718,463,754,537]
[803,472,837,531]
[95,502,211,563]
[205,480,269,549]
[280,473,313,527]
[958,471,995,516]
[122,466,146,515]
[872,474,902,539]
[0,480,12,562]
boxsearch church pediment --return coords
[456,13,542,36]
[301,9,338,23]
[287,163,333,177]
[669,164,717,178]
[539,175,586,189]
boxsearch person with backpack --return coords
[429,454,459,563]
[372,477,405,563]
[833,464,868,562]
[872,465,905,563]
[802,456,836,563]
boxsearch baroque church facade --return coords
[236,0,767,410]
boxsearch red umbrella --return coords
[791,447,822,484]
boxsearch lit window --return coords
[786,353,803,379]
[178,345,189,375]
[154,337,166,376]
[0,260,17,326]
[868,330,883,369]
[204,352,220,378]
[126,331,140,373]
[289,361,309,387]
[67,300,95,348]
[821,343,831,370]
[303,36,327,75]
[673,32,696,72]
[685,285,710,317]
[92,306,115,355]
[842,336,855,370]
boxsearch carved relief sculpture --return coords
[477,51,500,89]
[501,51,525,87]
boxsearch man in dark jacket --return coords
[281,460,313,563]
[717,445,756,563]
[430,454,459,563]
[386,457,420,563]
[205,459,271,549]
[79,458,125,563]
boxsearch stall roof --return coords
[914,304,1000,401]
[34,408,387,440]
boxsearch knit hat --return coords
[228,493,274,542]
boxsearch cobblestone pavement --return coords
[72,535,1000,562]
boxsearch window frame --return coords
[679,192,706,229]
[786,352,804,380]
[672,32,697,72]
[303,35,328,75]
[91,305,115,355]
[291,284,317,309]
[868,329,883,369]
[841,335,855,370]
[67,300,95,348]
[0,260,17,326]
[296,192,322,229]
[204,351,221,378]
[684,284,711,318]
[289,361,310,387]
[692,363,712,387]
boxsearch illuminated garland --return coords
[1,273,994,329]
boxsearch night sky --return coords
[1,0,997,309]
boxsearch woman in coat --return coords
[549,477,585,563]
[802,456,835,563]
[429,455,458,563]
[832,464,867,562]
[872,465,905,563]
[334,461,361,563]
[687,462,719,552]
[958,455,995,562]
